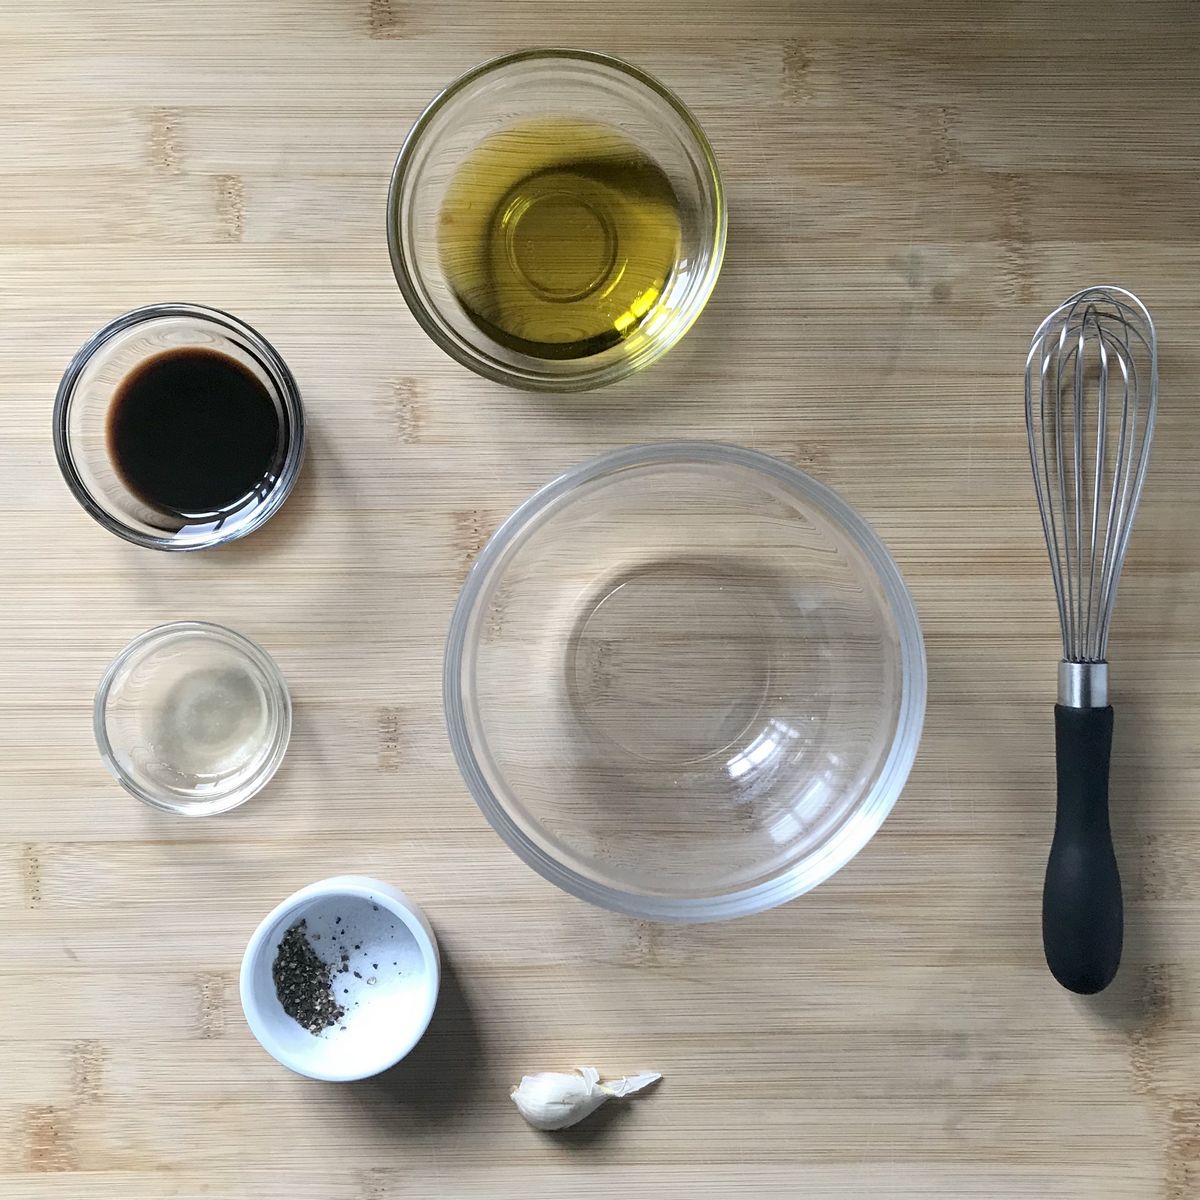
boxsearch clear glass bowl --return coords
[54,303,305,550]
[95,622,292,816]
[445,443,927,921]
[387,49,726,392]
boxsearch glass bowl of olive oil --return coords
[387,49,726,392]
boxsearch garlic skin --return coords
[511,1066,661,1130]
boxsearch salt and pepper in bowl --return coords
[240,876,440,1082]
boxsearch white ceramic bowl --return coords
[240,876,440,1081]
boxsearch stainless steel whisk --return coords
[1025,285,1157,994]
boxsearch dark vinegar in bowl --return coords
[106,347,283,518]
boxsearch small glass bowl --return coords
[54,303,305,551]
[445,442,927,922]
[387,48,726,392]
[95,622,292,816]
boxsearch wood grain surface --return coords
[3,1,1200,1196]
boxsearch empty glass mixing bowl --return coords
[445,442,926,921]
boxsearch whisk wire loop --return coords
[1025,286,1156,665]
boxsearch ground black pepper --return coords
[272,920,345,1035]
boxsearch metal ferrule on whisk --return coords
[1058,660,1108,709]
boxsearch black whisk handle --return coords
[1043,704,1122,994]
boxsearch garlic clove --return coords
[510,1067,661,1131]
[511,1069,606,1130]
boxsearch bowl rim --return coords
[93,619,293,816]
[385,47,727,392]
[52,302,306,551]
[443,440,928,922]
[239,875,441,1082]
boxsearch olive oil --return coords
[438,118,682,361]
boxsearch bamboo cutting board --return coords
[3,2,1200,1196]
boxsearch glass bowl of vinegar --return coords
[387,49,726,392]
[95,622,292,816]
